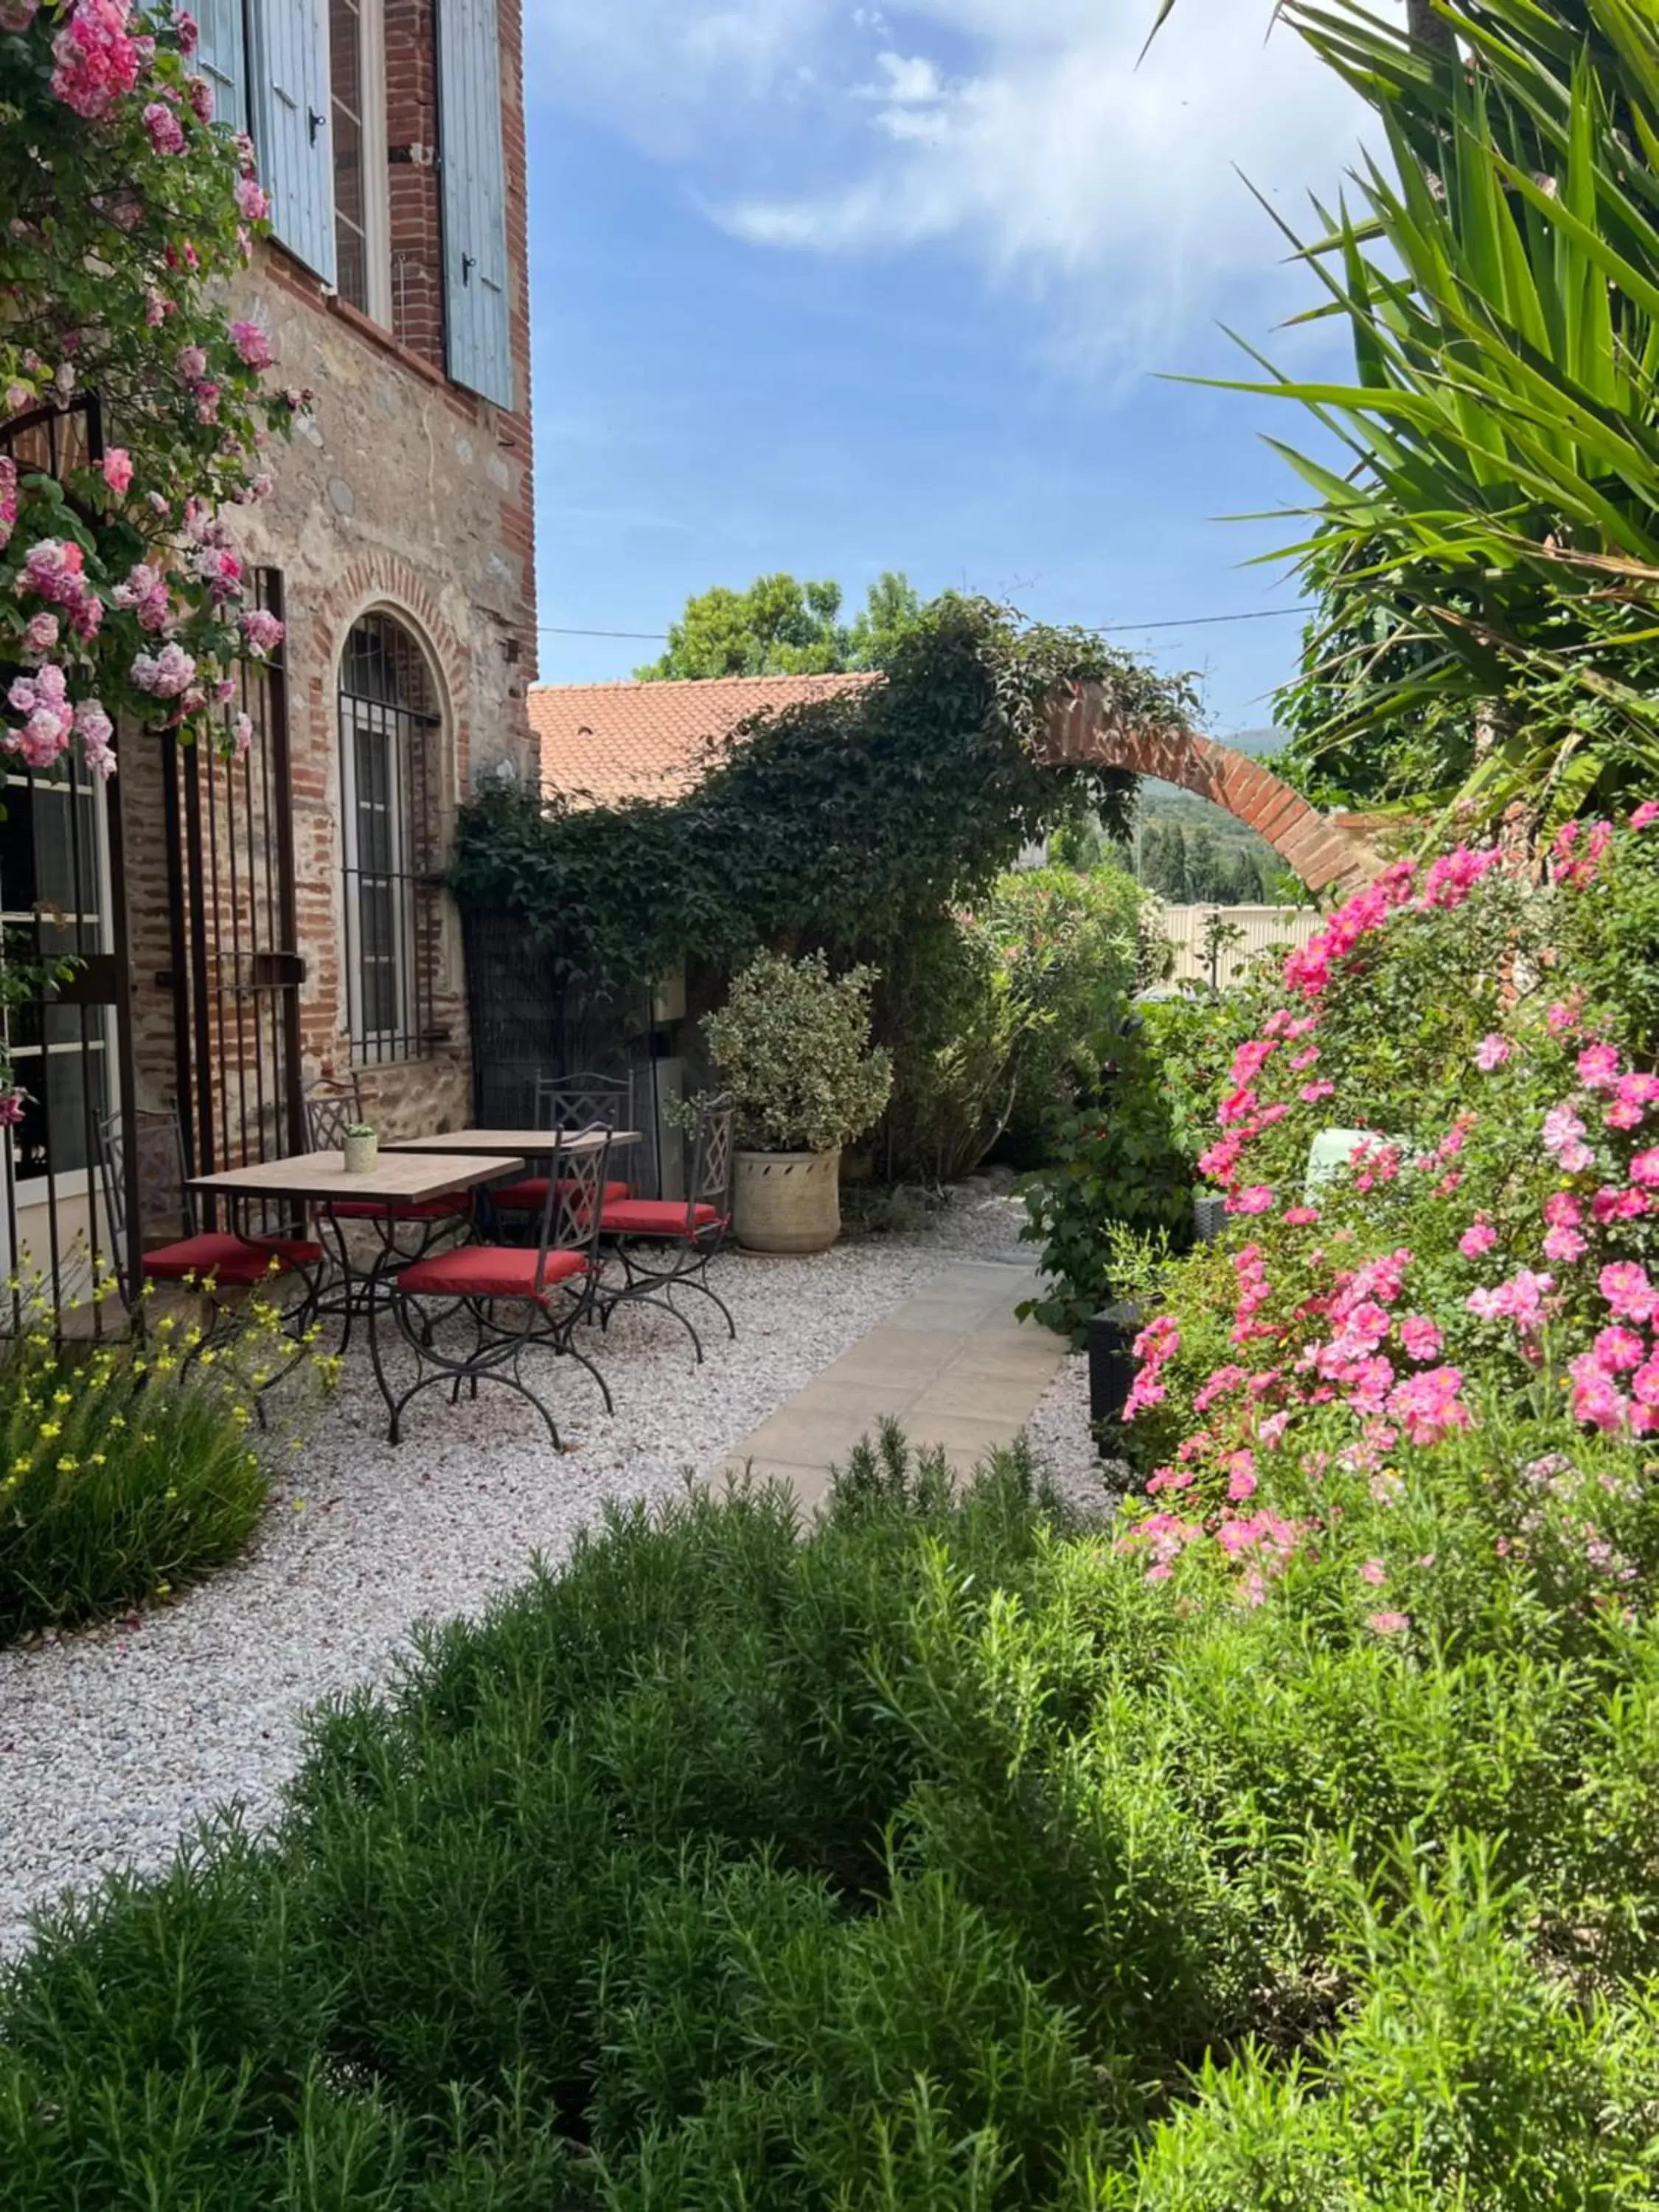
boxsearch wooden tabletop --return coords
[380,1127,643,1156]
[188,1150,525,1206]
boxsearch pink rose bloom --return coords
[1543,1225,1587,1264]
[1568,1352,1630,1433]
[0,0,39,27]
[1594,1324,1646,1374]
[142,100,185,154]
[1399,1315,1442,1363]
[1300,1079,1336,1104]
[1632,1360,1659,1408]
[1474,1034,1512,1071]
[100,447,133,494]
[1606,1098,1644,1131]
[228,319,274,372]
[1631,1150,1659,1188]
[1388,1364,1470,1445]
[1593,1185,1650,1225]
[187,73,212,122]
[1546,1003,1579,1037]
[1283,1205,1319,1228]
[1543,1104,1588,1160]
[1359,1559,1388,1587]
[21,611,58,656]
[1368,1612,1411,1636]
[1288,1047,1319,1072]
[1227,1186,1276,1217]
[1578,1043,1622,1093]
[49,0,142,118]
[234,173,270,223]
[239,607,284,657]
[1601,1261,1659,1324]
[1543,1192,1582,1229]
[1459,1219,1498,1259]
[1631,801,1659,830]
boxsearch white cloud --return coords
[526,0,1385,375]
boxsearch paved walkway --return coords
[715,1257,1065,1511]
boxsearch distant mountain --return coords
[1227,726,1287,759]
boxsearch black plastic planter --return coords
[1088,1301,1144,1446]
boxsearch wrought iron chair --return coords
[374,1132,616,1448]
[490,1069,636,1224]
[596,1093,735,1360]
[303,1075,470,1349]
[96,1110,324,1397]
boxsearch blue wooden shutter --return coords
[192,0,247,132]
[437,0,512,405]
[251,0,335,282]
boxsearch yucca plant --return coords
[1158,0,1659,828]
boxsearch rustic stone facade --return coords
[150,0,537,1143]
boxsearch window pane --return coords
[330,0,367,310]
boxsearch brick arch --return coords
[313,549,473,787]
[1039,681,1382,897]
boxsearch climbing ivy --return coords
[453,597,1200,984]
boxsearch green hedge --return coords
[5,1421,1658,2205]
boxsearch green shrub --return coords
[874,865,1142,1185]
[7,1413,1659,2205]
[704,948,893,1154]
[0,1324,268,1644]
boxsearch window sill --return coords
[325,295,451,394]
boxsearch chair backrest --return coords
[534,1131,613,1295]
[689,1093,734,1218]
[305,1077,364,1154]
[98,1108,195,1272]
[533,1069,632,1136]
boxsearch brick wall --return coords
[383,0,444,369]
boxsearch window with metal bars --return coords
[338,613,441,1064]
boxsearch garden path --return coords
[715,1257,1065,1508]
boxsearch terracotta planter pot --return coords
[732,1147,841,1253]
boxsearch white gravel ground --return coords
[0,1194,1097,1955]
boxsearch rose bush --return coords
[1116,808,1659,1607]
[1,0,296,783]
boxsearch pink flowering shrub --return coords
[1116,817,1659,1592]
[0,0,302,784]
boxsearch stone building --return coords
[2,0,538,1290]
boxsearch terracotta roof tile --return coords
[527,672,882,807]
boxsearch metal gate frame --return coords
[0,389,304,1327]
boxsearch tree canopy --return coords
[636,571,924,681]
[1166,0,1659,827]
[459,596,1201,984]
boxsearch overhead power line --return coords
[533,605,1310,644]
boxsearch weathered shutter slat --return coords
[251,0,335,282]
[437,0,512,406]
[191,0,247,133]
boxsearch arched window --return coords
[338,613,441,1062]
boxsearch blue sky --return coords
[521,0,1377,737]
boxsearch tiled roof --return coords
[527,672,882,807]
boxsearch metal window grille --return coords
[161,568,306,1228]
[338,613,440,1065]
[328,0,369,312]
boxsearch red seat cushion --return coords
[396,1245,588,1300]
[491,1176,632,1211]
[327,1196,469,1222]
[601,1200,724,1238]
[141,1232,323,1286]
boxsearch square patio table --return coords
[380,1128,644,1156]
[188,1150,525,1413]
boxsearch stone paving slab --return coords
[714,1258,1065,1512]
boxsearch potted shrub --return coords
[703,950,893,1253]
